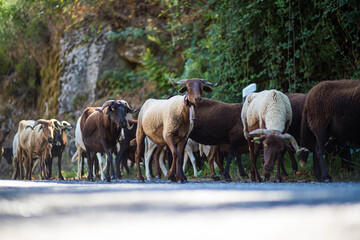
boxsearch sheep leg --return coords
[153,146,163,179]
[103,147,115,182]
[184,145,198,177]
[248,140,262,182]
[182,151,189,174]
[115,145,127,179]
[135,132,145,182]
[57,153,64,180]
[176,139,187,183]
[232,145,248,178]
[207,147,216,179]
[12,156,19,180]
[47,156,53,180]
[159,149,168,177]
[275,157,283,183]
[207,146,221,180]
[314,124,332,182]
[97,153,106,181]
[145,144,156,181]
[165,136,177,182]
[86,150,95,181]
[121,151,131,175]
[284,143,298,173]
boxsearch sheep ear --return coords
[179,86,187,93]
[203,86,213,93]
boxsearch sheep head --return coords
[169,78,219,106]
[26,119,55,144]
[250,129,307,180]
[96,100,137,129]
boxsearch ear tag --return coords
[189,105,195,120]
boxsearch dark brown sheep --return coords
[46,120,72,180]
[114,119,137,178]
[81,100,136,182]
[189,98,249,181]
[301,79,360,181]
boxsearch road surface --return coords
[0,179,360,240]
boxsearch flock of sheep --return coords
[0,78,359,183]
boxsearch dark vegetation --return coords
[0,0,359,180]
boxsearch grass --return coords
[16,150,360,182]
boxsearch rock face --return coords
[58,24,130,114]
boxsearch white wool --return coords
[242,90,292,135]
[138,95,193,145]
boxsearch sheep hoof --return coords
[225,177,232,182]
[111,175,117,180]
[180,179,188,183]
[170,177,177,182]
[212,176,220,181]
[240,172,249,178]
[137,176,144,182]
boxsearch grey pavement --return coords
[0,179,360,240]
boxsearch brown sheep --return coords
[81,100,136,182]
[301,79,360,181]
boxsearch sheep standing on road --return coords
[134,78,218,182]
[189,98,249,181]
[46,120,72,180]
[242,90,306,182]
[17,119,55,180]
[301,79,360,181]
[81,100,136,182]
[71,116,107,181]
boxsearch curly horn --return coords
[118,100,137,114]
[199,79,219,87]
[169,78,188,86]
[26,119,48,130]
[60,121,72,130]
[249,129,272,137]
[280,133,308,154]
[96,100,115,113]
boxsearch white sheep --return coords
[134,78,217,182]
[241,89,305,182]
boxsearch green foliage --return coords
[169,0,360,103]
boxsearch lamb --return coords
[17,119,55,180]
[241,90,306,182]
[134,78,218,182]
[300,79,360,181]
[71,116,107,180]
[81,100,136,182]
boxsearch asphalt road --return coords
[0,179,360,240]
